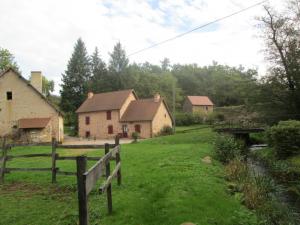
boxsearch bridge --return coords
[214,127,265,145]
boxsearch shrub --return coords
[225,158,249,183]
[213,134,245,164]
[206,112,225,124]
[175,112,204,126]
[266,120,300,159]
[132,132,140,143]
[242,175,276,210]
[158,126,174,136]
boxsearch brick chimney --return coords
[30,71,43,93]
[88,92,94,99]
[154,93,161,102]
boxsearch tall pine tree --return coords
[60,38,91,127]
[89,47,107,92]
[108,42,129,90]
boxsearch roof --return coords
[76,89,137,113]
[19,117,51,129]
[120,99,164,122]
[0,68,63,115]
[187,96,214,106]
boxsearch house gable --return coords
[152,100,173,135]
[0,68,61,115]
[0,69,61,134]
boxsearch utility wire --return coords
[128,0,268,57]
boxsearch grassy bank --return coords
[0,127,256,225]
[250,147,300,196]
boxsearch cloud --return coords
[0,0,285,94]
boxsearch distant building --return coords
[0,68,64,143]
[76,90,173,139]
[183,96,214,114]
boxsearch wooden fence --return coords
[0,136,122,225]
[76,139,121,225]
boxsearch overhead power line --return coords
[128,0,268,57]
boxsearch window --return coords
[106,111,112,120]
[6,92,12,100]
[205,106,208,111]
[108,125,113,134]
[134,124,141,133]
[85,116,90,125]
[85,131,90,138]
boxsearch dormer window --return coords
[6,92,12,100]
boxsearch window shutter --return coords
[108,125,113,134]
[107,111,112,120]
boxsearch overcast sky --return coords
[0,0,284,94]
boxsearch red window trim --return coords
[108,125,113,134]
[106,110,112,120]
[85,116,90,125]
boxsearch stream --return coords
[247,144,300,218]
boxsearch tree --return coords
[108,42,129,90]
[89,47,107,93]
[0,47,19,72]
[42,76,54,97]
[161,58,171,71]
[60,38,91,127]
[256,1,300,121]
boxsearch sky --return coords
[0,0,285,94]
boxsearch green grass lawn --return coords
[0,127,256,225]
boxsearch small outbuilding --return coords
[183,96,214,114]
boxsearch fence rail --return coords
[0,136,122,225]
[76,137,121,225]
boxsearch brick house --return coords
[0,68,64,143]
[76,90,173,139]
[183,96,214,114]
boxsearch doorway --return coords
[122,125,128,138]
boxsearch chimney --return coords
[88,92,94,99]
[30,71,43,93]
[154,93,161,102]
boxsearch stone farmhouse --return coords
[76,90,173,139]
[0,68,64,143]
[183,96,214,114]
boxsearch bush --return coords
[158,126,174,136]
[132,132,140,142]
[242,175,276,210]
[266,120,300,159]
[225,158,249,183]
[206,112,225,124]
[175,112,204,126]
[213,134,245,164]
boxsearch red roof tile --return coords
[76,89,136,113]
[120,99,162,122]
[187,96,214,106]
[19,118,51,129]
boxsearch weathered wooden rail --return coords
[0,136,122,225]
[76,137,121,225]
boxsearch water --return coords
[247,145,300,217]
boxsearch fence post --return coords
[76,156,88,225]
[51,138,57,183]
[105,143,112,214]
[0,137,7,184]
[115,136,121,185]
